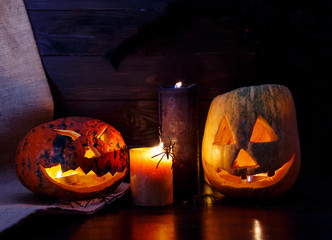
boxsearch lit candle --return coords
[174,81,182,88]
[54,170,79,185]
[159,82,199,201]
[130,144,173,206]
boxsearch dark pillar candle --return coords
[159,84,199,201]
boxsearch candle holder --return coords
[159,83,199,201]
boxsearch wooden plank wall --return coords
[24,0,332,176]
[24,0,261,147]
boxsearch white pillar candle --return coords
[130,146,173,206]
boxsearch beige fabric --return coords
[0,0,54,170]
[0,175,129,233]
[0,2,129,233]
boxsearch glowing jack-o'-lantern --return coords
[15,117,128,199]
[202,84,301,198]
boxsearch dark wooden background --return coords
[24,0,331,179]
[0,1,330,239]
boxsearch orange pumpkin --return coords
[15,117,128,199]
[202,84,301,198]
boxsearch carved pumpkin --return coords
[15,117,128,199]
[202,84,301,198]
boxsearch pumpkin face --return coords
[202,84,300,198]
[15,117,128,199]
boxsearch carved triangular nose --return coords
[232,149,259,169]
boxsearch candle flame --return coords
[151,142,164,153]
[151,140,175,169]
[56,170,62,178]
[158,142,164,150]
[174,82,182,88]
[247,175,253,183]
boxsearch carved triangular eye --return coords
[214,117,236,145]
[97,126,109,143]
[250,115,278,143]
[232,149,258,169]
[54,129,81,140]
[54,129,101,159]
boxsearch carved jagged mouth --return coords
[217,154,295,188]
[39,163,123,188]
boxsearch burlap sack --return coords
[0,2,131,234]
[0,0,54,171]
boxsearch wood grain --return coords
[25,0,173,10]
[28,10,165,55]
[28,10,252,56]
[54,100,159,146]
[1,2,330,238]
[2,180,332,240]
[42,55,258,101]
[24,0,259,153]
[53,99,211,147]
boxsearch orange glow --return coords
[42,163,120,188]
[130,145,173,206]
[250,115,278,143]
[214,117,235,145]
[253,219,263,240]
[56,170,62,178]
[232,149,259,169]
[130,214,176,240]
[216,154,295,188]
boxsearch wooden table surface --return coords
[1,174,331,240]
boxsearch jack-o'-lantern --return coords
[15,117,128,199]
[202,84,300,198]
